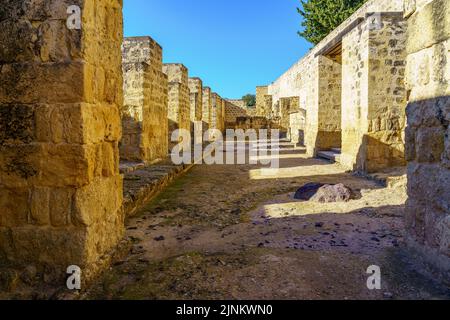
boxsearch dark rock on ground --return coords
[310,184,353,203]
[294,183,325,200]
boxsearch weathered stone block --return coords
[415,126,445,163]
[406,0,450,54]
[0,187,29,228]
[0,0,125,285]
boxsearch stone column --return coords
[341,12,407,173]
[256,86,269,117]
[211,93,225,134]
[0,0,124,286]
[163,64,190,147]
[121,37,168,163]
[404,0,450,274]
[202,87,212,128]
[188,77,203,123]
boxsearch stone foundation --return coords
[0,0,124,286]
[404,0,450,276]
[121,37,168,163]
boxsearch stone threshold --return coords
[354,167,407,189]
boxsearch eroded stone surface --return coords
[0,0,125,289]
[121,37,168,163]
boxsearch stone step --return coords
[330,148,342,153]
[317,150,341,163]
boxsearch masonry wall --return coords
[163,64,190,145]
[225,100,248,127]
[341,13,407,172]
[267,0,404,158]
[404,0,450,274]
[0,0,124,285]
[121,37,168,163]
[188,78,203,122]
[317,56,342,151]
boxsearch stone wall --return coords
[268,0,403,162]
[0,0,124,285]
[317,56,342,151]
[188,77,203,122]
[225,100,248,127]
[121,37,168,163]
[163,64,190,144]
[403,0,450,275]
[341,13,407,172]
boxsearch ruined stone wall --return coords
[404,0,450,274]
[224,100,248,128]
[188,78,203,122]
[121,37,168,163]
[235,117,271,131]
[267,0,404,157]
[0,0,124,284]
[341,13,407,172]
[163,64,190,143]
[268,0,404,103]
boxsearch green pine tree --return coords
[298,0,367,45]
[242,94,256,107]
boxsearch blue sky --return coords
[124,0,311,99]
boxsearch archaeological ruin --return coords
[0,0,448,299]
[121,37,168,164]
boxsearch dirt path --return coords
[85,142,450,300]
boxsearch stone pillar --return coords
[121,37,168,163]
[202,87,212,128]
[188,78,203,123]
[404,0,450,274]
[341,12,407,172]
[211,93,222,132]
[290,109,307,145]
[256,86,269,117]
[280,97,300,138]
[163,64,190,147]
[0,0,124,285]
[264,95,273,119]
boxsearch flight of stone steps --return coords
[317,148,341,163]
